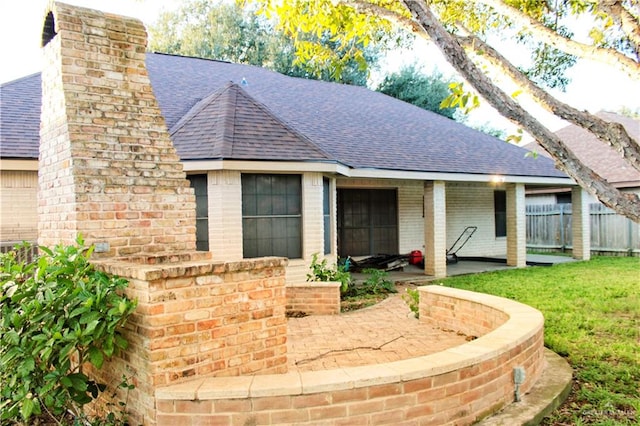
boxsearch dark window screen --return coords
[338,189,398,257]
[187,174,209,251]
[242,174,302,259]
[323,178,331,255]
[494,190,507,237]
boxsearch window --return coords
[323,178,331,255]
[556,193,572,204]
[494,190,506,238]
[242,174,302,259]
[187,174,209,251]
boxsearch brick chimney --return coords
[39,2,196,257]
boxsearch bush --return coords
[360,268,397,295]
[0,238,137,424]
[306,253,351,294]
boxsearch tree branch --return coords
[401,0,640,222]
[456,33,640,174]
[344,1,640,176]
[341,0,422,33]
[597,0,640,59]
[474,0,640,79]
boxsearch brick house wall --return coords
[446,182,507,257]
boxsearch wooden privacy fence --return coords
[526,203,640,256]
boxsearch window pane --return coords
[242,174,302,259]
[338,188,398,257]
[187,174,209,252]
[323,178,331,254]
[494,191,507,237]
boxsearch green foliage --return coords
[0,239,137,424]
[360,269,397,295]
[518,21,577,91]
[307,253,351,294]
[149,0,384,86]
[469,122,507,139]
[441,257,640,425]
[344,268,397,298]
[376,65,461,120]
[402,287,420,318]
[440,82,480,115]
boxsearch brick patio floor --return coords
[287,287,470,372]
[288,255,575,373]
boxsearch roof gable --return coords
[169,82,331,161]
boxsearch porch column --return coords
[424,181,447,278]
[208,170,243,261]
[571,187,591,260]
[506,183,526,267]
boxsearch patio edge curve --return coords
[155,285,546,425]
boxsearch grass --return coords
[438,257,639,425]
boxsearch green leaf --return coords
[67,373,88,392]
[60,376,72,389]
[84,319,99,336]
[17,357,35,377]
[20,398,35,420]
[79,310,100,325]
[88,346,104,369]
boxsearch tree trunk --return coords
[456,34,640,174]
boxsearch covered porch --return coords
[337,178,591,280]
[351,253,580,285]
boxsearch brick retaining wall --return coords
[156,285,546,425]
[286,282,341,315]
[90,255,289,425]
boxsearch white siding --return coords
[0,170,39,242]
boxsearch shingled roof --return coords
[523,111,640,187]
[1,52,566,178]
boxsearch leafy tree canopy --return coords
[376,64,460,120]
[247,0,640,222]
[148,0,401,86]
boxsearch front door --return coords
[337,188,398,257]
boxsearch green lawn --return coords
[439,257,639,425]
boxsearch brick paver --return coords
[287,288,470,372]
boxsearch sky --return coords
[1,0,639,134]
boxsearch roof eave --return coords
[181,159,575,185]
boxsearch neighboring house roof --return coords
[1,52,566,179]
[523,111,640,187]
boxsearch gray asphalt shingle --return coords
[0,52,566,178]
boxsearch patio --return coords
[287,253,574,374]
[351,253,578,286]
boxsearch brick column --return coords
[424,181,447,278]
[571,187,591,260]
[207,170,243,261]
[506,183,526,267]
[39,2,196,257]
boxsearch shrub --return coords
[402,287,420,318]
[306,253,351,294]
[0,238,137,424]
[359,268,397,295]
